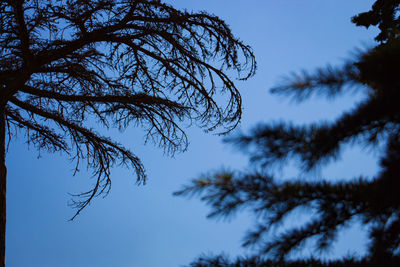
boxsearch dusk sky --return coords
[6,1,379,266]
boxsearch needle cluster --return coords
[176,1,400,266]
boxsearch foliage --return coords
[186,254,387,267]
[352,0,400,42]
[0,0,255,218]
[176,1,400,265]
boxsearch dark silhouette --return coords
[176,1,400,266]
[186,254,378,267]
[0,0,255,265]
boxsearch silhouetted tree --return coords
[0,0,255,265]
[176,1,400,266]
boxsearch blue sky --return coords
[6,1,378,266]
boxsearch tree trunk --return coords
[0,104,6,267]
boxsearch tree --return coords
[175,1,400,266]
[0,0,256,265]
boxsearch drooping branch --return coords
[9,96,145,219]
[5,105,68,152]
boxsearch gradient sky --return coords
[6,1,379,266]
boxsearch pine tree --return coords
[176,1,400,266]
[0,0,256,265]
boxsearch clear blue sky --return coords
[6,1,378,266]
